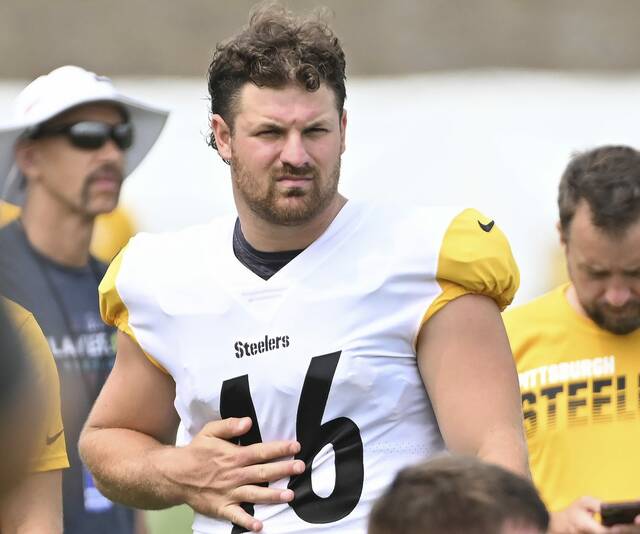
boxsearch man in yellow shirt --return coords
[504,145,640,533]
[0,298,69,533]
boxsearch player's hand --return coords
[161,417,305,532]
[550,496,608,533]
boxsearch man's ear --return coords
[557,220,568,248]
[13,140,40,183]
[340,109,347,154]
[211,114,232,162]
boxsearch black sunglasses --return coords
[30,121,134,151]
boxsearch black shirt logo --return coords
[478,220,495,232]
[46,428,64,446]
[235,335,290,358]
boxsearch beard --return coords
[231,156,341,226]
[583,300,640,335]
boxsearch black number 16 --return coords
[220,351,364,533]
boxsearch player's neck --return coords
[238,194,347,252]
[20,195,95,268]
[565,284,588,318]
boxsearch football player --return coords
[79,4,528,533]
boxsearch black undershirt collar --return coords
[232,218,305,280]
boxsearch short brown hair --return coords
[206,2,347,151]
[558,145,640,238]
[368,456,549,534]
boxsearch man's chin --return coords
[84,198,119,218]
[259,196,319,225]
[590,312,640,335]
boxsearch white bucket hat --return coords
[0,65,168,205]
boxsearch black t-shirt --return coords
[0,221,134,534]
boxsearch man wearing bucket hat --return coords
[0,65,167,534]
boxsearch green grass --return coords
[147,505,194,534]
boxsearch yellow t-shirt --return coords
[4,298,69,473]
[504,284,640,512]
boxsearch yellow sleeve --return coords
[99,247,168,374]
[422,208,520,323]
[99,248,133,335]
[4,299,69,473]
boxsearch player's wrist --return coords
[148,445,191,507]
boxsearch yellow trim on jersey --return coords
[421,280,471,324]
[421,208,519,327]
[3,298,69,473]
[99,248,169,375]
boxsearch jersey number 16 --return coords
[220,351,365,533]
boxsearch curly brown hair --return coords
[558,145,640,238]
[206,2,347,151]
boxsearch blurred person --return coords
[368,455,549,534]
[0,299,40,499]
[0,201,138,263]
[0,297,69,533]
[504,145,640,533]
[80,4,527,533]
[0,65,167,534]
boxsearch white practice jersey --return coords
[100,201,519,534]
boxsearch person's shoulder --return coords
[101,218,232,295]
[126,217,231,256]
[503,285,566,332]
[367,203,511,249]
[1,298,53,372]
[503,287,569,363]
[0,220,26,259]
[0,218,22,241]
[363,201,465,226]
[1,296,31,328]
[435,206,519,310]
[356,201,470,251]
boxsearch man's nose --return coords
[603,283,632,307]
[280,133,309,169]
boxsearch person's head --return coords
[0,300,40,498]
[208,2,347,226]
[15,102,128,217]
[558,145,640,335]
[0,65,167,219]
[368,456,549,534]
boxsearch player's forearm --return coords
[475,425,530,479]
[78,427,186,510]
